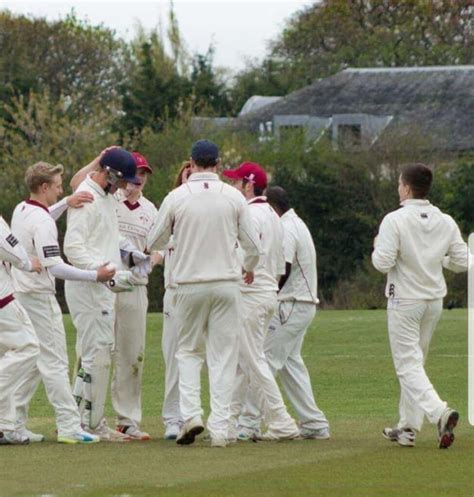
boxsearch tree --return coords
[0,10,125,118]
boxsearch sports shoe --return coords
[438,408,459,449]
[16,428,44,443]
[211,437,227,448]
[237,426,261,441]
[117,425,151,441]
[89,424,131,442]
[382,427,416,447]
[164,424,181,440]
[300,427,330,440]
[259,428,300,441]
[58,430,100,444]
[0,431,29,445]
[176,416,204,446]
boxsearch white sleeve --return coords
[48,197,68,221]
[0,218,32,271]
[283,226,297,265]
[276,221,286,277]
[237,200,261,272]
[63,204,100,269]
[49,262,97,281]
[443,220,468,273]
[372,215,399,274]
[147,193,174,252]
[32,217,63,268]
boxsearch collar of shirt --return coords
[400,199,431,207]
[187,172,219,182]
[86,173,107,197]
[281,208,297,221]
[25,199,50,214]
[248,196,267,205]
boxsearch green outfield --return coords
[1,309,472,497]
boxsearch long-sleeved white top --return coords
[278,208,319,304]
[0,216,32,300]
[240,197,285,293]
[64,175,121,270]
[147,172,261,285]
[372,199,468,300]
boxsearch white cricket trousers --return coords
[161,288,182,427]
[240,301,329,431]
[112,285,148,428]
[174,282,240,440]
[387,298,447,431]
[65,280,116,428]
[14,293,83,436]
[0,299,39,432]
[231,291,297,434]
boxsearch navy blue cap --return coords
[191,139,219,165]
[100,148,141,185]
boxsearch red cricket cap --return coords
[132,152,153,174]
[222,162,267,189]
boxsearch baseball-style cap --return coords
[191,139,219,164]
[222,162,268,190]
[100,148,141,185]
[132,152,153,174]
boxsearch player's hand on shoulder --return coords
[96,262,116,282]
[67,191,94,209]
[30,256,42,273]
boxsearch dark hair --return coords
[400,163,433,199]
[266,186,291,213]
[194,156,218,168]
[175,161,191,188]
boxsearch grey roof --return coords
[238,66,474,151]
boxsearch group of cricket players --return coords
[0,139,468,449]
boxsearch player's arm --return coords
[70,149,111,192]
[147,193,174,252]
[0,218,41,272]
[237,200,261,273]
[278,263,292,291]
[48,192,94,221]
[443,219,468,273]
[277,223,297,290]
[371,215,399,273]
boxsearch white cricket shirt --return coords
[372,199,468,300]
[278,209,319,304]
[0,217,32,300]
[147,172,261,285]
[115,189,158,285]
[240,197,285,294]
[64,175,121,270]
[11,200,63,294]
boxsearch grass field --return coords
[1,309,472,497]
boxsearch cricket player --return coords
[64,147,144,442]
[112,152,158,441]
[239,186,330,439]
[10,162,118,444]
[372,163,468,449]
[222,163,299,441]
[0,217,40,445]
[148,140,261,448]
[160,161,192,440]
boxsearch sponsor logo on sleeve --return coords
[6,234,19,247]
[42,245,60,258]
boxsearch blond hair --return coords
[25,162,64,193]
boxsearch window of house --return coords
[337,124,362,149]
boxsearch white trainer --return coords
[89,424,131,442]
[438,408,459,449]
[164,424,181,440]
[58,430,100,444]
[237,426,261,441]
[117,425,150,441]
[176,416,204,446]
[0,430,29,445]
[382,427,416,447]
[300,427,330,440]
[16,428,45,443]
[259,428,300,441]
[211,437,227,448]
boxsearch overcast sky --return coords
[1,0,314,71]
